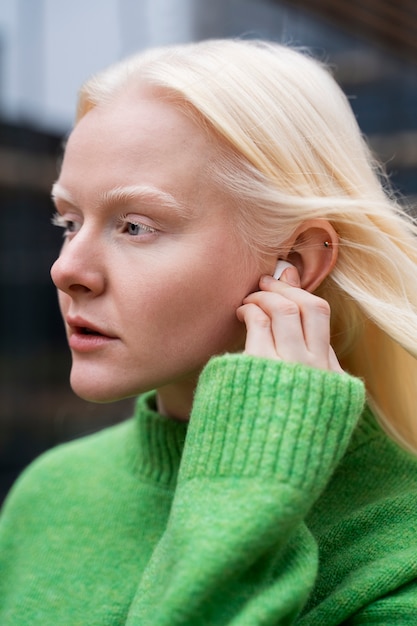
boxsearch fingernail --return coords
[284,266,300,287]
[273,260,294,280]
[260,275,274,286]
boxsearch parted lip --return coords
[66,315,117,338]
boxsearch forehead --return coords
[67,87,212,165]
[59,86,217,203]
[53,83,242,227]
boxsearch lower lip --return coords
[68,332,117,353]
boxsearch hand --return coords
[236,267,344,373]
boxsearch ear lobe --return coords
[286,219,338,292]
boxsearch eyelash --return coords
[51,212,80,237]
[118,215,157,237]
[51,212,158,239]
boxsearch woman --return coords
[1,38,417,624]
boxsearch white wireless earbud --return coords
[273,260,294,280]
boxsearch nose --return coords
[50,234,105,297]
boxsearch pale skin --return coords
[51,84,343,422]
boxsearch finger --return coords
[300,296,332,360]
[257,277,332,361]
[236,303,278,359]
[243,291,309,362]
[328,346,344,374]
[277,265,301,287]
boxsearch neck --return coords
[156,377,198,422]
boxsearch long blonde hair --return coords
[76,39,417,452]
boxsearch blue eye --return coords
[123,219,156,237]
[128,222,145,235]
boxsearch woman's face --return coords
[51,86,270,417]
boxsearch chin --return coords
[71,387,124,404]
[69,376,138,404]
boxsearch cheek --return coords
[153,262,249,332]
[152,278,246,358]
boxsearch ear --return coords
[284,219,338,292]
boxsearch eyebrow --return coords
[51,182,76,206]
[51,182,192,219]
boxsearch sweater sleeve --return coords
[126,354,365,625]
[347,579,417,624]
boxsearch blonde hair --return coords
[76,39,417,452]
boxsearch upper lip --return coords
[66,315,116,338]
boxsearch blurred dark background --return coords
[1,0,416,503]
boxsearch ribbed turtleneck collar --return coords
[348,404,387,452]
[131,391,188,488]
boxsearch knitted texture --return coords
[1,354,417,625]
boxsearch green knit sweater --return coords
[1,354,417,624]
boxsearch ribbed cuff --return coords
[181,354,365,493]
